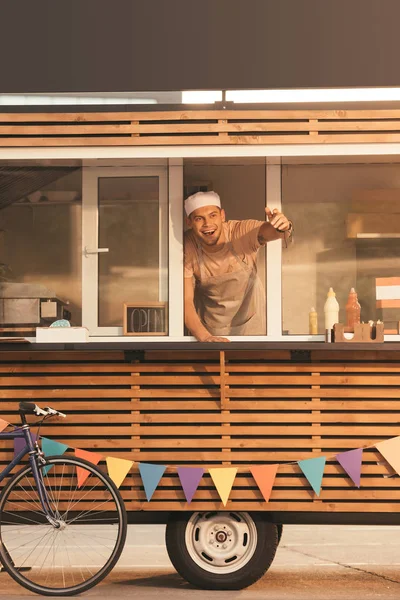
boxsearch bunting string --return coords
[0,418,398,503]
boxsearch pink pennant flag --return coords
[0,418,9,433]
[336,448,363,488]
[376,436,400,475]
[75,448,103,488]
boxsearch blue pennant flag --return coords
[298,456,326,496]
[41,437,69,474]
[138,463,166,501]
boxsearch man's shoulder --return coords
[184,228,195,244]
[184,229,197,255]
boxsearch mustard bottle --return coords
[309,307,318,335]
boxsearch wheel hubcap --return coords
[185,512,258,574]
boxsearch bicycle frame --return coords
[0,425,58,523]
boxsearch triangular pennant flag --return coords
[376,436,400,475]
[41,437,69,474]
[14,431,37,458]
[106,456,134,489]
[177,467,204,504]
[250,464,278,502]
[0,418,9,433]
[336,448,363,487]
[298,456,326,496]
[75,448,103,488]
[138,463,166,501]
[208,467,237,506]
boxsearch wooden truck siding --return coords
[0,348,399,522]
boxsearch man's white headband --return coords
[185,191,221,216]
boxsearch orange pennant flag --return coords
[0,418,9,433]
[250,464,278,502]
[75,448,103,488]
[376,436,400,475]
[208,467,237,506]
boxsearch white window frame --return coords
[2,142,399,342]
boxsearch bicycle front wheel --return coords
[0,455,127,596]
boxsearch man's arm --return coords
[258,207,293,245]
[184,277,230,343]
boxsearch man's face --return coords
[188,205,225,246]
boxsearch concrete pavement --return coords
[1,525,399,599]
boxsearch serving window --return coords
[0,163,82,337]
[0,154,399,341]
[281,157,400,337]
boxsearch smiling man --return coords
[184,191,293,342]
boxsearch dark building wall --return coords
[1,0,400,93]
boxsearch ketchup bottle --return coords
[346,288,361,329]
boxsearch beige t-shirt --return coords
[184,219,264,281]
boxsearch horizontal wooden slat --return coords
[0,389,149,399]
[0,351,124,361]
[1,373,392,387]
[6,132,400,146]
[0,364,141,373]
[5,120,400,136]
[2,361,400,373]
[0,410,400,424]
[134,413,400,424]
[2,108,400,123]
[131,399,400,410]
[134,388,400,398]
[0,400,134,410]
[0,375,168,386]
[3,425,396,438]
[134,425,400,436]
[125,501,400,512]
[227,375,400,385]
[85,438,393,449]
[131,489,400,501]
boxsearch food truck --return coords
[0,104,399,590]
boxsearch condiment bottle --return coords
[309,307,318,335]
[324,287,339,331]
[346,287,361,328]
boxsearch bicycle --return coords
[0,401,127,596]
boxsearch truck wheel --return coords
[166,512,279,590]
[277,523,283,545]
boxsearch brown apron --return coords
[194,234,266,336]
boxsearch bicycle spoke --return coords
[1,509,47,526]
[65,500,117,525]
[62,476,102,514]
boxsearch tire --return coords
[166,511,278,590]
[277,523,283,545]
[0,455,127,596]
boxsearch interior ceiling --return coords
[0,167,79,210]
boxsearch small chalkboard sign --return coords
[123,302,167,336]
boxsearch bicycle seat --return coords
[19,402,37,414]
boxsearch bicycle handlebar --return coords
[19,401,66,418]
